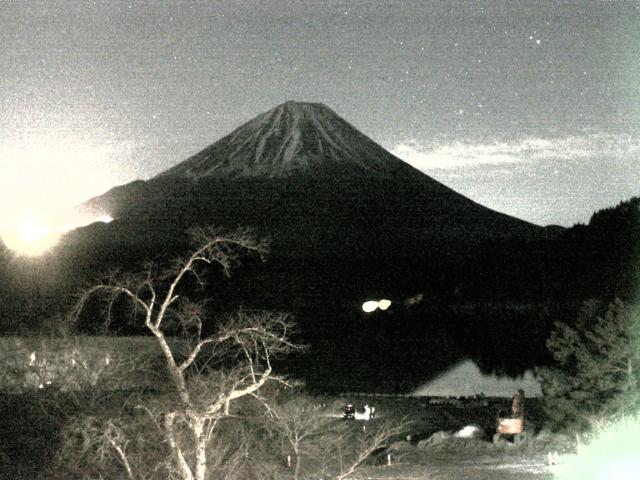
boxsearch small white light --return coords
[362,301,379,313]
[378,299,392,310]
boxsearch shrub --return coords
[538,299,640,431]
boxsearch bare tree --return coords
[265,395,410,480]
[69,227,301,480]
[265,395,334,480]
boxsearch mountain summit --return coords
[75,100,544,301]
[81,101,541,255]
[157,101,413,179]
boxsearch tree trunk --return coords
[193,417,208,480]
[293,443,301,480]
[165,413,194,480]
[149,325,191,404]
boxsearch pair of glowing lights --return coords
[361,299,392,313]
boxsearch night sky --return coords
[1,0,638,231]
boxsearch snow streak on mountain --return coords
[156,101,418,180]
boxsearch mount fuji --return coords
[71,101,545,300]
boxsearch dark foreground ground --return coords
[323,395,572,480]
[0,393,574,479]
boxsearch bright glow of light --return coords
[362,301,379,313]
[1,142,121,214]
[1,212,113,256]
[17,217,49,244]
[553,415,640,480]
[362,299,393,313]
[0,135,130,255]
[1,216,60,256]
[378,299,392,310]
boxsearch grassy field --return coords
[0,392,574,479]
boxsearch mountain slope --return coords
[84,101,541,240]
[156,101,419,179]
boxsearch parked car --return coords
[342,404,355,419]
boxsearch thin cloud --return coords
[389,134,640,171]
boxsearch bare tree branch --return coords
[67,227,302,480]
[334,421,408,480]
